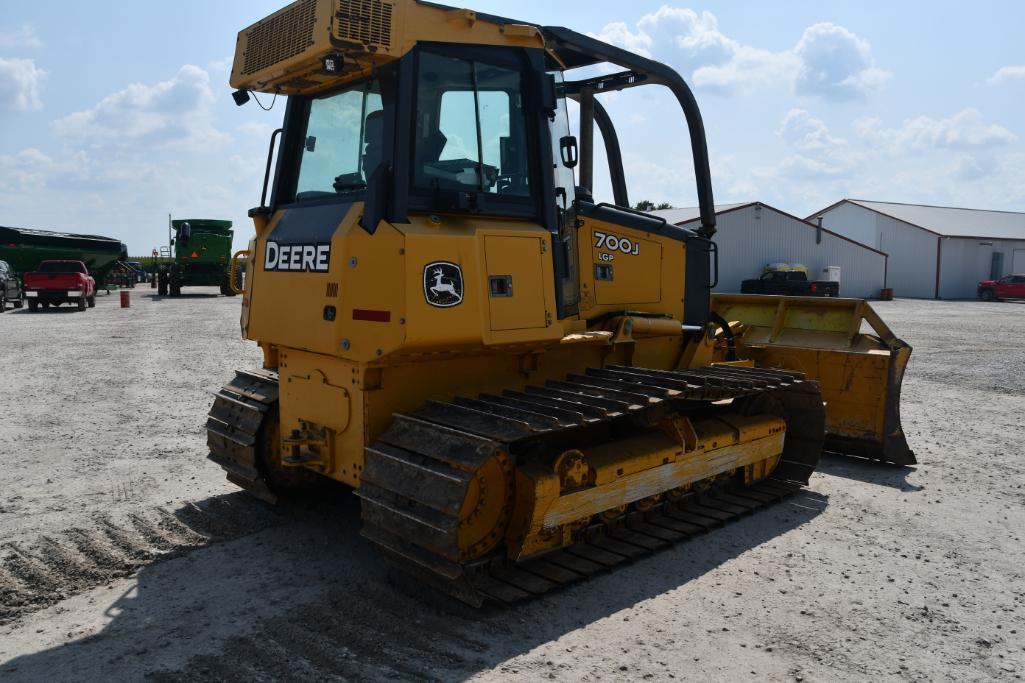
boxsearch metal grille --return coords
[335,0,394,47]
[242,0,318,76]
[326,283,339,297]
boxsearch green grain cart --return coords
[158,219,239,296]
[0,226,126,284]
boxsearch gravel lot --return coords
[1,291,1023,681]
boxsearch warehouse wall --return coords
[683,204,887,299]
[811,201,877,246]
[939,238,991,299]
[940,237,1025,298]
[820,202,938,298]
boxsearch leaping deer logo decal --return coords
[423,261,464,307]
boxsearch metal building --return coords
[812,199,1025,299]
[653,202,888,299]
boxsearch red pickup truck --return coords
[978,274,1025,301]
[23,260,96,312]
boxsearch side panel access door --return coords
[484,236,547,331]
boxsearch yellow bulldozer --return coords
[209,0,913,606]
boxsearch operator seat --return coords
[412,118,448,186]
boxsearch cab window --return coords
[411,49,532,213]
[295,80,384,202]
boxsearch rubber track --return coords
[206,368,280,504]
[359,365,826,606]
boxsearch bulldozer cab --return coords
[254,16,718,324]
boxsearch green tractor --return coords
[158,219,240,297]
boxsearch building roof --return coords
[813,199,1025,240]
[651,201,887,256]
[649,203,749,225]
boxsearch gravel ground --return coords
[0,292,1023,681]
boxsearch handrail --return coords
[229,250,250,295]
[543,26,717,238]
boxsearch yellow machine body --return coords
[208,0,912,605]
[242,205,707,489]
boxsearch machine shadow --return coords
[2,488,828,681]
[816,452,922,491]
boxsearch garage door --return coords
[1014,249,1025,274]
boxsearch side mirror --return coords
[555,186,567,210]
[560,135,578,169]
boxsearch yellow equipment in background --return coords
[762,262,809,275]
[208,0,913,606]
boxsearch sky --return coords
[1,1,1023,254]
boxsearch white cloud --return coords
[0,64,258,254]
[881,151,1025,208]
[0,24,42,49]
[986,65,1025,85]
[793,23,889,99]
[638,8,733,65]
[855,108,1017,153]
[237,121,275,138]
[776,153,854,179]
[691,47,797,94]
[774,109,860,179]
[623,154,695,204]
[591,22,652,58]
[744,105,1023,216]
[0,57,45,111]
[951,153,997,181]
[592,7,887,99]
[0,146,173,196]
[207,56,235,73]
[0,148,52,191]
[777,109,847,152]
[767,107,1015,194]
[51,65,228,149]
[0,148,92,192]
[0,143,263,252]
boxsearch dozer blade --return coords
[711,294,915,465]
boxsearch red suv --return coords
[978,274,1025,301]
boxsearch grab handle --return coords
[229,250,250,295]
